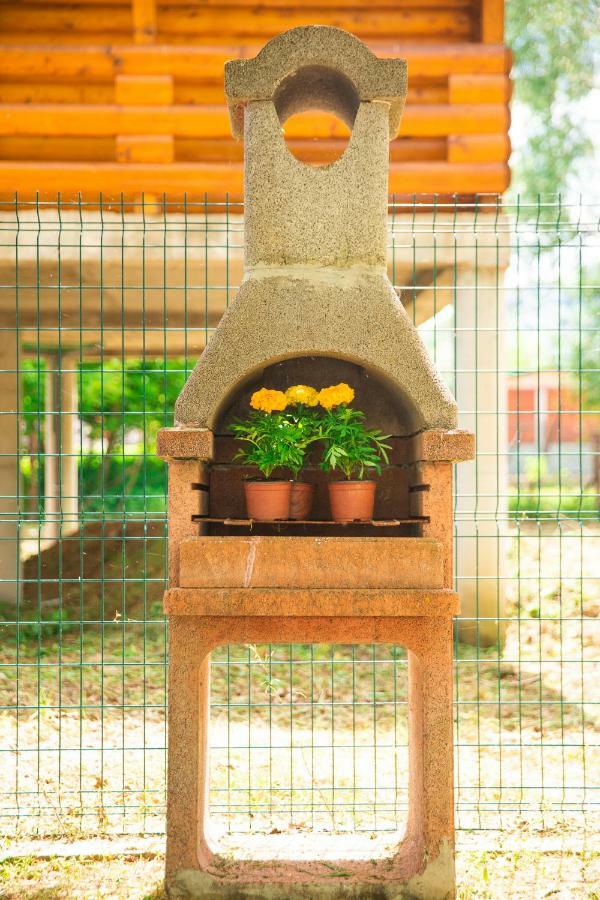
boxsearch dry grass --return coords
[1,824,599,899]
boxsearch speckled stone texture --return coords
[157,427,214,461]
[242,100,389,268]
[165,614,456,899]
[175,25,457,433]
[178,536,444,590]
[176,274,457,433]
[224,25,408,139]
[161,431,461,898]
[163,26,468,900]
[165,587,459,617]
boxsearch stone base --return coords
[165,611,456,900]
[167,843,455,898]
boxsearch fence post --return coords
[454,263,509,646]
[43,354,79,540]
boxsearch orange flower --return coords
[250,388,288,413]
[285,384,319,407]
[318,383,355,410]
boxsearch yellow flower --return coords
[250,388,288,413]
[285,384,319,407]
[318,383,355,410]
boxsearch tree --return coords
[506,0,598,196]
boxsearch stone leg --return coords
[166,616,213,876]
[454,266,508,646]
[0,324,20,605]
[404,618,455,897]
[165,615,456,898]
[44,355,79,540]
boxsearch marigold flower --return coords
[318,383,355,410]
[285,384,319,407]
[250,388,288,413]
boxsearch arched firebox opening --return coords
[207,355,425,538]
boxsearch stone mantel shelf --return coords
[164,587,459,618]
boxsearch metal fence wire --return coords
[0,194,598,840]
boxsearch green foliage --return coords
[318,407,390,481]
[576,266,600,412]
[506,0,597,196]
[19,608,73,644]
[230,409,318,479]
[20,357,185,450]
[79,452,167,514]
[78,358,184,451]
[19,358,184,513]
[509,484,599,520]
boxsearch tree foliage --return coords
[506,0,598,196]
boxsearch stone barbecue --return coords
[158,25,474,899]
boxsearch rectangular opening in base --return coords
[208,642,409,860]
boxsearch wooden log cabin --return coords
[0,0,511,201]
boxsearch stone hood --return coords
[174,26,458,435]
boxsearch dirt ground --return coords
[1,822,599,899]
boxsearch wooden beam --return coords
[0,43,512,79]
[0,5,132,34]
[0,82,114,104]
[0,160,510,197]
[447,134,510,163]
[0,5,473,40]
[115,74,173,105]
[402,268,457,326]
[115,134,174,163]
[479,0,504,43]
[399,104,508,136]
[448,74,511,104]
[0,103,509,137]
[0,78,448,108]
[155,7,473,40]
[17,0,472,6]
[132,0,157,44]
[0,135,115,161]
[390,161,509,193]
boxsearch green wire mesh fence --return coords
[0,194,598,839]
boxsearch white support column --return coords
[0,324,20,604]
[454,265,509,646]
[44,355,79,541]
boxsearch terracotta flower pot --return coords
[328,480,376,523]
[244,480,291,521]
[289,482,315,520]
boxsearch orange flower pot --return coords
[244,481,291,521]
[289,482,315,520]
[328,480,376,523]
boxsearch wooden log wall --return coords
[0,0,511,202]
